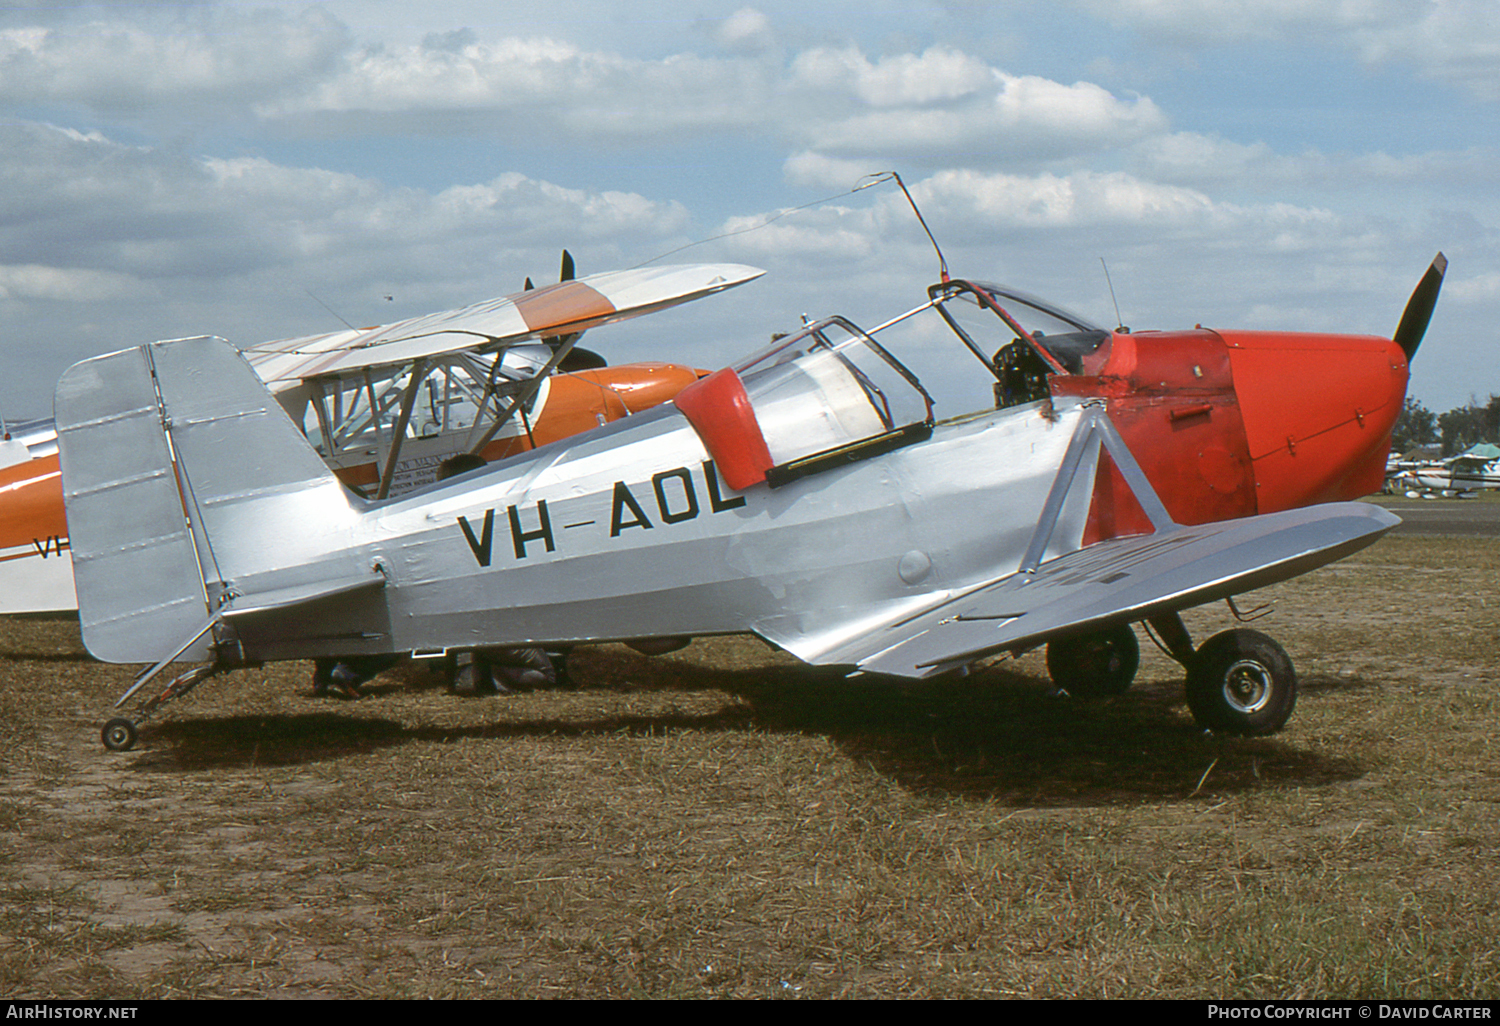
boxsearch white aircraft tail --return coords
[55,337,365,664]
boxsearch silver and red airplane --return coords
[54,251,1445,751]
[2,260,762,614]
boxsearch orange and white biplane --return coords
[0,260,763,614]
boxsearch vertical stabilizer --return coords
[55,337,363,664]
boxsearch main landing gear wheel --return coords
[101,717,139,752]
[1046,625,1140,697]
[1185,629,1297,736]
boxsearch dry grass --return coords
[1,533,1497,998]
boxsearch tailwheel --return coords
[101,717,138,752]
[99,663,221,752]
[1046,624,1140,697]
[1185,629,1297,736]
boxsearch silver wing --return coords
[828,502,1396,677]
[754,401,1397,676]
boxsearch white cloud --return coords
[782,150,878,189]
[914,168,1223,231]
[714,207,876,261]
[0,9,350,113]
[1,121,687,272]
[790,45,993,106]
[790,57,1166,167]
[269,36,590,115]
[992,72,1167,144]
[0,9,1167,170]
[716,7,775,53]
[0,263,140,302]
[1073,0,1500,101]
[1131,131,1500,198]
[259,34,784,141]
[0,2,1494,415]
[0,119,700,397]
[1354,1,1500,99]
[1446,270,1500,304]
[1129,131,1282,186]
[1071,0,1406,45]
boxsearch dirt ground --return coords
[1,532,1497,998]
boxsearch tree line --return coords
[1391,395,1500,455]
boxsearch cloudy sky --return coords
[1,0,1495,419]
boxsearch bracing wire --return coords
[631,170,948,283]
[630,181,875,269]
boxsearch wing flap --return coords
[834,502,1399,678]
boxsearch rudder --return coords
[55,337,360,663]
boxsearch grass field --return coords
[1,533,1496,998]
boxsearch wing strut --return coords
[465,333,584,455]
[375,357,428,500]
[1020,402,1176,574]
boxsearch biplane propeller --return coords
[525,251,606,372]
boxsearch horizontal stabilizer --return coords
[219,572,385,620]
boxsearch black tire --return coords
[101,717,138,752]
[1046,624,1140,697]
[1185,629,1297,735]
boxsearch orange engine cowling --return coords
[1053,326,1408,543]
[1217,330,1408,513]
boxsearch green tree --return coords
[1391,397,1437,453]
[1438,401,1493,456]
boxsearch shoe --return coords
[327,664,364,700]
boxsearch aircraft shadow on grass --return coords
[129,645,1366,804]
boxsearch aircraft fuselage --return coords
[223,395,1095,667]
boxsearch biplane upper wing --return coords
[242,263,764,384]
[814,502,1399,678]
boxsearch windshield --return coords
[931,281,1109,375]
[828,280,1107,417]
[731,316,934,463]
[967,283,1106,339]
[300,347,550,459]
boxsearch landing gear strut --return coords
[99,663,222,752]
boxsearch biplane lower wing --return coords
[828,502,1399,678]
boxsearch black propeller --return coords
[524,249,576,292]
[520,249,607,370]
[1393,252,1447,362]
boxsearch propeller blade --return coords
[1393,252,1447,362]
[526,251,575,291]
